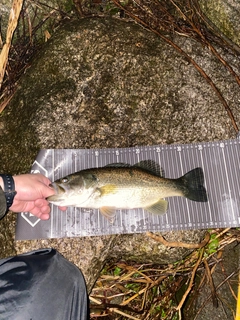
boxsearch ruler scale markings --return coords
[223,143,236,224]
[73,152,77,237]
[50,149,55,239]
[148,146,158,229]
[201,145,208,227]
[124,148,128,164]
[181,145,192,226]
[194,145,202,226]
[74,207,77,238]
[208,144,218,226]
[217,143,229,225]
[213,143,223,227]
[215,143,225,226]
[164,145,174,229]
[198,144,212,226]
[221,145,232,226]
[167,146,174,229]
[208,145,220,226]
[172,146,181,229]
[55,150,61,237]
[191,145,200,226]
[232,142,240,224]
[179,144,188,229]
[225,143,240,224]
[174,146,184,229]
[95,150,99,168]
[229,142,240,204]
[16,136,240,240]
[186,147,195,229]
[174,145,184,229]
[229,143,239,203]
[177,144,188,229]
[65,150,71,235]
[155,147,170,229]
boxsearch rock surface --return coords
[199,0,240,46]
[0,17,239,294]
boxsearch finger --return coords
[35,198,50,208]
[58,206,67,211]
[29,206,50,220]
[39,212,50,220]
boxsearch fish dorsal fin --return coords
[99,206,116,223]
[104,160,164,177]
[134,160,164,177]
[144,199,168,215]
[104,163,131,168]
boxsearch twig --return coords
[146,231,210,248]
[203,259,218,307]
[109,308,140,319]
[175,248,204,316]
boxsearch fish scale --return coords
[16,134,240,240]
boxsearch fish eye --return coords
[61,177,69,183]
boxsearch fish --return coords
[47,160,208,221]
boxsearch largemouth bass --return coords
[47,160,207,221]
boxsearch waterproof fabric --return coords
[0,248,89,319]
[0,186,7,219]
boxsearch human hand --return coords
[10,173,63,220]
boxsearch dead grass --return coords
[0,0,71,111]
[90,228,240,319]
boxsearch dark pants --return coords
[0,248,89,319]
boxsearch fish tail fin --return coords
[179,168,208,202]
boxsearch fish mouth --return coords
[49,182,66,194]
[47,183,67,203]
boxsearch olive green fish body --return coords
[48,161,207,221]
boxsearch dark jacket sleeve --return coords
[0,186,7,219]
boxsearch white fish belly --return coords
[85,186,180,209]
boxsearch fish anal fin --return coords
[144,199,168,215]
[100,206,116,223]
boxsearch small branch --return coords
[175,249,204,313]
[146,231,210,248]
[203,259,218,307]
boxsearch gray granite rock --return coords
[199,0,240,46]
[0,17,239,292]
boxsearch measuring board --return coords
[16,135,240,240]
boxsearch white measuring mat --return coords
[16,135,240,240]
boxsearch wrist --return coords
[0,174,17,211]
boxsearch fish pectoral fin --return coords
[98,184,118,196]
[100,206,116,222]
[144,199,168,215]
